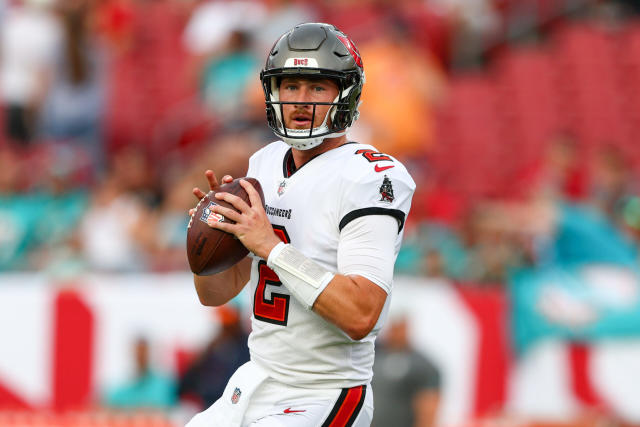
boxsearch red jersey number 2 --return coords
[253,225,290,326]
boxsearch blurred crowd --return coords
[0,0,639,286]
[400,133,640,284]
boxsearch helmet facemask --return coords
[262,71,360,150]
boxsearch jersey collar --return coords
[281,142,358,178]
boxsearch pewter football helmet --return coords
[260,23,365,150]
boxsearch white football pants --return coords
[185,361,373,427]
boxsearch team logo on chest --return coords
[277,179,287,197]
[379,175,394,203]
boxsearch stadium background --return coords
[2,0,640,425]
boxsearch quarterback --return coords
[187,23,415,427]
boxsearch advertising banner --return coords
[511,265,640,352]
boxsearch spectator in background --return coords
[104,336,177,409]
[355,19,446,158]
[198,30,259,122]
[539,144,640,268]
[457,203,527,284]
[0,147,38,270]
[0,0,61,144]
[590,145,636,223]
[148,170,194,272]
[39,0,107,172]
[548,199,639,267]
[426,0,500,68]
[395,222,468,279]
[422,249,447,279]
[469,138,639,270]
[28,144,90,277]
[398,200,526,285]
[617,196,640,250]
[372,304,441,427]
[182,0,266,58]
[178,305,249,410]
[78,147,155,272]
[0,143,90,273]
[182,0,265,97]
[521,132,589,202]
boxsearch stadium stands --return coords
[430,19,640,204]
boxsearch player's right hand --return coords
[189,170,233,216]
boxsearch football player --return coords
[187,23,415,427]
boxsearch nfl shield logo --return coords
[277,180,287,196]
[231,387,241,404]
[200,201,224,225]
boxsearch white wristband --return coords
[266,242,287,266]
[267,243,334,310]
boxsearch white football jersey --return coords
[245,140,415,389]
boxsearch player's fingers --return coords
[222,175,234,184]
[214,192,250,213]
[239,179,262,209]
[193,187,207,200]
[211,204,241,223]
[205,170,219,190]
[206,218,235,234]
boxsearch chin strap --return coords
[280,130,347,150]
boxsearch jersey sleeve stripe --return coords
[321,385,367,427]
[338,208,405,233]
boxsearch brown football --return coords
[186,177,264,275]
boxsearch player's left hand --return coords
[207,179,281,260]
[188,171,233,217]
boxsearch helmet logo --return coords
[284,57,318,67]
[337,35,363,68]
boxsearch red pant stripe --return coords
[321,385,366,427]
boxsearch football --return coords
[186,177,264,275]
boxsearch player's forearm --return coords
[267,242,388,340]
[312,274,387,340]
[194,257,251,306]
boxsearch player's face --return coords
[279,77,339,130]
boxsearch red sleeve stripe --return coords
[321,385,366,427]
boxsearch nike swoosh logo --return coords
[374,164,395,172]
[284,408,306,413]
